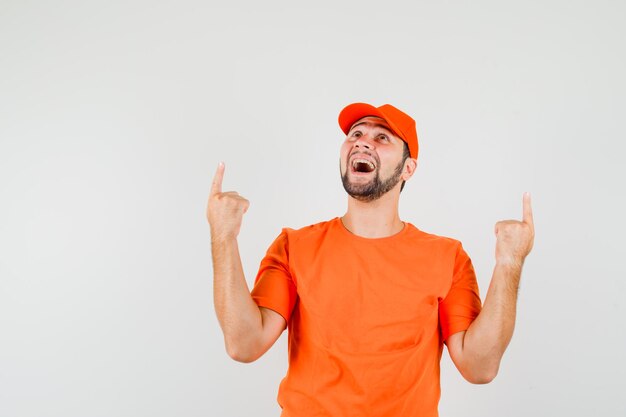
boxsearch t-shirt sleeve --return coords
[439,241,482,341]
[250,229,298,323]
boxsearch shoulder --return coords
[266,219,336,252]
[405,223,463,247]
[281,218,337,243]
[403,223,468,259]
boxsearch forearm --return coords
[462,260,523,379]
[212,236,263,360]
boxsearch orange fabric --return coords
[251,218,482,417]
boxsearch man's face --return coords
[340,116,407,202]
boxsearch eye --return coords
[377,134,389,142]
[350,130,362,138]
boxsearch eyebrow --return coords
[349,121,395,136]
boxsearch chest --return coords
[288,239,454,352]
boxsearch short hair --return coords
[400,141,410,192]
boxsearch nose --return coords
[353,133,374,152]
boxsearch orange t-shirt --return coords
[251,217,482,417]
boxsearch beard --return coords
[341,157,405,202]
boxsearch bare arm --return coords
[208,162,286,363]
[446,261,522,383]
[446,192,535,383]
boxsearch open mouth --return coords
[351,158,376,173]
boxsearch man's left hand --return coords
[494,192,535,267]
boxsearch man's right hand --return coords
[206,162,250,241]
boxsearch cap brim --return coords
[338,102,405,144]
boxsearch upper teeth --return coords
[352,159,375,169]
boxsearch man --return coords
[207,103,535,416]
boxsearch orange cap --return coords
[338,103,419,160]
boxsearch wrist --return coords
[210,230,238,245]
[495,257,524,270]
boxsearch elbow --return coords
[464,365,499,385]
[229,351,258,364]
[225,340,260,364]
[227,347,258,363]
[466,371,497,385]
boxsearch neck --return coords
[341,190,404,238]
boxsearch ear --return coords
[401,158,418,181]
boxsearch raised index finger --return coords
[211,162,225,195]
[522,192,534,228]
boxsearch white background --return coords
[1,1,625,416]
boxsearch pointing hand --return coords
[494,192,535,267]
[206,162,250,241]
